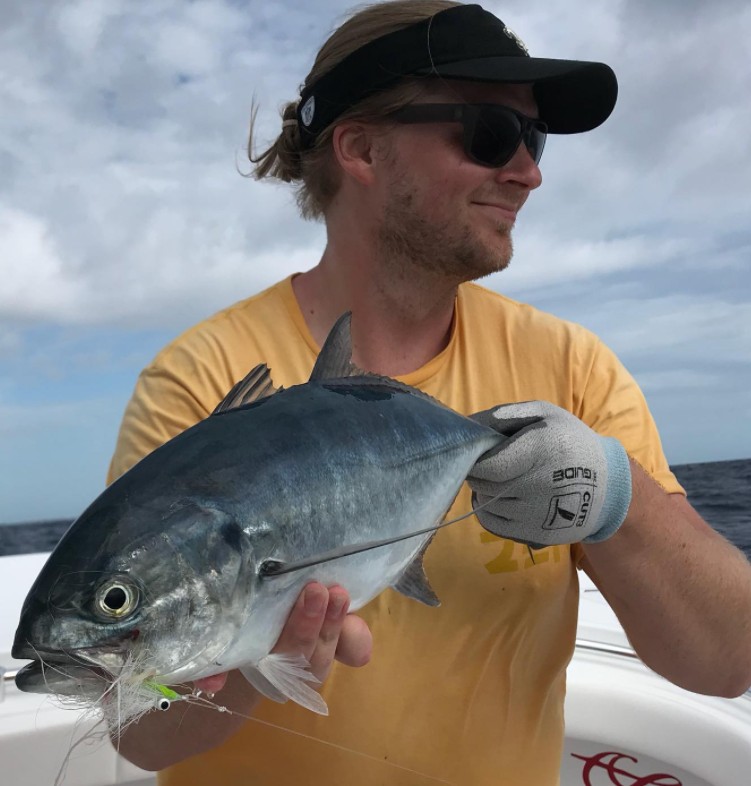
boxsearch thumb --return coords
[471,401,552,447]
[471,406,544,439]
[468,422,540,482]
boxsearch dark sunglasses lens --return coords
[468,108,521,166]
[525,123,546,165]
[469,108,546,167]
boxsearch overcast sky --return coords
[1,0,750,523]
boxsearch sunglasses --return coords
[389,103,547,169]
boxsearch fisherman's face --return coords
[375,81,543,282]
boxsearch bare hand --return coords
[193,583,372,694]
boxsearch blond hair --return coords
[247,0,461,220]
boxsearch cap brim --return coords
[416,57,617,134]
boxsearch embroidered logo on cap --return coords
[300,96,316,127]
[503,25,529,55]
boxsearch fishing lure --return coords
[143,680,181,711]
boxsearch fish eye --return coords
[95,580,139,619]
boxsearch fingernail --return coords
[304,587,326,616]
[327,593,347,620]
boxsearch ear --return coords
[331,121,382,187]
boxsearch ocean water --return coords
[671,458,751,558]
[1,458,749,559]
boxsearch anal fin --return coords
[391,537,440,607]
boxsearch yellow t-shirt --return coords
[109,277,683,786]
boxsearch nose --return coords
[494,143,543,191]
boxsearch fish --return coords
[12,313,505,723]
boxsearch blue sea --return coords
[1,458,749,559]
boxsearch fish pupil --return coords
[104,587,127,611]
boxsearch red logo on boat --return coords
[571,751,683,785]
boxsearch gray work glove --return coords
[467,401,632,548]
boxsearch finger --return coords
[471,490,511,519]
[486,400,550,421]
[471,406,544,437]
[335,614,373,668]
[465,470,510,493]
[307,585,349,680]
[273,582,329,661]
[469,436,536,480]
[193,672,228,694]
[491,415,545,436]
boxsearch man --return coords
[109,2,751,784]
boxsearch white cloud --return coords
[0,206,87,320]
[585,295,751,362]
[496,230,699,295]
[0,0,330,330]
[0,193,322,328]
[54,0,115,57]
[487,0,626,59]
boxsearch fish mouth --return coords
[13,641,113,666]
[15,656,113,696]
[12,642,121,695]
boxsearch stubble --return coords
[376,174,514,284]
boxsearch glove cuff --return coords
[584,438,632,543]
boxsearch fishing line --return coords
[79,687,454,785]
[423,11,468,108]
[426,12,437,75]
[245,716,456,784]
[260,488,517,577]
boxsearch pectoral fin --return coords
[391,538,440,607]
[248,653,328,716]
[239,664,288,704]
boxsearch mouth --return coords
[12,639,126,693]
[14,655,114,696]
[13,641,117,664]
[472,202,519,223]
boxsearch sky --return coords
[1,0,750,523]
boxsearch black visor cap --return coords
[297,4,617,147]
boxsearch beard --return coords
[376,173,514,284]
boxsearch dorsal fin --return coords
[309,312,458,415]
[212,363,281,415]
[309,312,362,381]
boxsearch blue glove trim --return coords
[583,438,632,543]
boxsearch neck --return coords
[292,232,459,377]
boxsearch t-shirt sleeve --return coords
[576,337,685,497]
[106,338,231,484]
